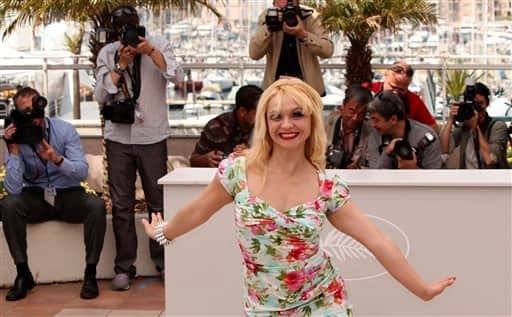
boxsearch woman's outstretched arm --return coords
[328,200,455,301]
[142,175,233,241]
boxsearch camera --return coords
[392,140,415,160]
[265,1,302,32]
[326,145,351,168]
[455,78,483,122]
[101,99,136,124]
[6,95,47,144]
[392,132,436,161]
[121,25,145,47]
[95,24,145,47]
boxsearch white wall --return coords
[161,169,512,316]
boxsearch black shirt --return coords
[275,33,303,80]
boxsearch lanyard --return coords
[28,118,52,186]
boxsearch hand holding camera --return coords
[282,15,307,38]
[396,151,418,169]
[117,45,135,69]
[6,95,47,145]
[36,139,63,165]
[453,78,483,123]
[207,150,224,167]
[265,1,310,33]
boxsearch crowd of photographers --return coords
[0,0,510,303]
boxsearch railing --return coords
[1,58,512,125]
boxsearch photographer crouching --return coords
[249,0,333,95]
[367,91,442,169]
[440,81,509,169]
[0,87,106,301]
[94,5,184,291]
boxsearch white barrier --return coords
[0,214,158,287]
[160,169,512,317]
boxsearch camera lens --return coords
[283,10,298,27]
[393,140,413,160]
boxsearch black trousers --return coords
[0,187,106,265]
[106,139,167,275]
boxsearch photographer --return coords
[440,82,509,169]
[0,87,106,301]
[367,91,442,169]
[249,0,333,95]
[94,5,184,290]
[190,85,263,167]
[326,85,373,169]
[372,61,439,133]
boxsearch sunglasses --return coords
[390,64,414,77]
[112,7,137,18]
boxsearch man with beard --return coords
[372,61,439,134]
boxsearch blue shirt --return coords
[4,118,89,194]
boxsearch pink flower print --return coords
[286,246,307,262]
[266,221,278,232]
[306,265,321,280]
[249,225,264,235]
[248,196,258,204]
[287,236,307,248]
[314,199,322,211]
[218,164,225,175]
[283,270,306,292]
[248,287,260,303]
[326,279,345,303]
[299,284,316,301]
[321,179,334,196]
[276,211,293,224]
[258,218,278,232]
[338,186,349,199]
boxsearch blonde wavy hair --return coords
[246,78,326,172]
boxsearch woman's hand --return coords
[141,212,164,240]
[421,276,456,301]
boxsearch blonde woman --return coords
[142,78,455,315]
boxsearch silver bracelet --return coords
[154,221,172,246]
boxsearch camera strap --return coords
[113,50,141,102]
[333,117,362,156]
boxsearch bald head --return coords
[383,61,414,97]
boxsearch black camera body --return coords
[96,25,145,47]
[392,139,415,160]
[120,25,145,47]
[7,96,47,144]
[265,1,302,32]
[392,132,436,161]
[326,145,352,168]
[455,78,483,122]
[101,99,136,124]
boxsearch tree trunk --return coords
[72,56,81,119]
[345,40,373,87]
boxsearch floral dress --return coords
[217,154,353,317]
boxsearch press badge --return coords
[44,186,56,206]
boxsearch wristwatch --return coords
[113,62,125,75]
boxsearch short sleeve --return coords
[324,174,351,215]
[216,153,246,197]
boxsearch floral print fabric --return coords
[217,154,353,316]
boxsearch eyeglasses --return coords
[111,7,137,18]
[390,64,414,77]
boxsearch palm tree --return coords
[0,0,221,212]
[308,0,437,87]
[0,0,221,117]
